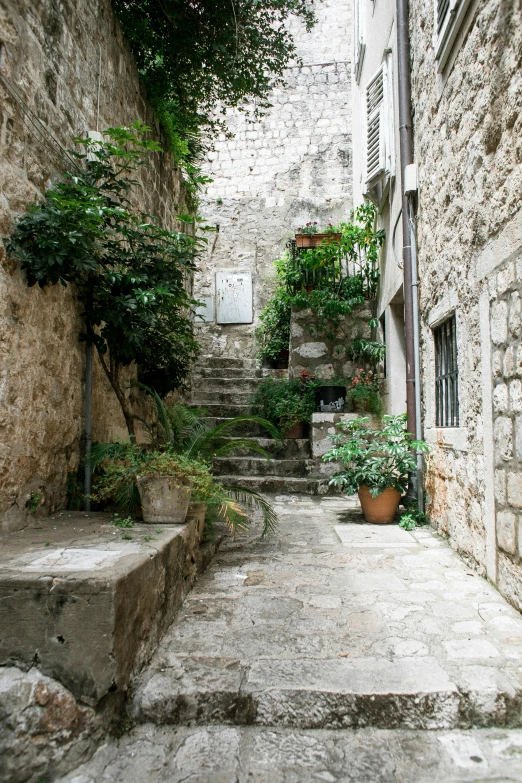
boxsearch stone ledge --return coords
[0,511,206,704]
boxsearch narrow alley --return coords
[57,497,522,782]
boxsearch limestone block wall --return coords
[289,304,372,380]
[410,0,522,606]
[195,0,352,361]
[0,0,186,531]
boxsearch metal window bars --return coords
[286,239,379,300]
[434,314,459,427]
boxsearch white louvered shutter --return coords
[365,65,386,184]
[435,0,472,70]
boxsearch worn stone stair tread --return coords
[55,723,522,783]
[213,457,313,478]
[221,437,311,458]
[216,475,331,494]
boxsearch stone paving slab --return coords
[56,724,522,782]
[131,496,522,730]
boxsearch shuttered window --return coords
[365,65,386,184]
[434,0,473,73]
[353,0,366,84]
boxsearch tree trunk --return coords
[97,348,136,439]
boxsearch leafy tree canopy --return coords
[111,0,315,165]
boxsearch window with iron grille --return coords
[434,315,459,427]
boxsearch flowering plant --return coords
[296,222,319,236]
[349,369,381,415]
[351,369,379,391]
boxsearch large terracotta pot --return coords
[136,475,192,524]
[283,421,305,439]
[358,485,401,524]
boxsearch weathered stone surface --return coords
[0,665,101,783]
[0,512,204,703]
[129,497,522,731]
[52,723,522,783]
[193,0,352,362]
[0,0,186,532]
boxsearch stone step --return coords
[192,390,253,405]
[195,356,254,369]
[53,723,522,782]
[193,403,253,418]
[221,437,311,458]
[132,653,522,731]
[200,418,276,437]
[213,457,312,478]
[193,367,262,379]
[192,376,259,390]
[216,475,331,494]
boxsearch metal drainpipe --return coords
[396,0,423,508]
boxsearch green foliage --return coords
[348,369,382,416]
[90,395,280,538]
[5,125,203,434]
[27,492,43,512]
[323,414,429,498]
[398,506,428,531]
[111,0,314,174]
[111,513,135,528]
[256,204,385,361]
[348,338,386,363]
[250,376,316,430]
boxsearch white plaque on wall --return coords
[216,271,253,324]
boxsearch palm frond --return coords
[114,476,141,514]
[224,485,279,538]
[86,440,131,469]
[186,415,280,459]
[135,382,173,446]
[212,439,272,459]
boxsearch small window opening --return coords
[434,314,459,427]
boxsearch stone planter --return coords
[136,475,193,524]
[358,485,401,524]
[283,421,305,438]
[295,233,342,248]
[315,385,347,413]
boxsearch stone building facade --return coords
[0,0,186,531]
[410,0,522,609]
[195,0,353,362]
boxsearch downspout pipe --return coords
[396,0,423,508]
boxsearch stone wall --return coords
[195,0,352,362]
[0,0,186,531]
[410,0,522,607]
[289,304,372,380]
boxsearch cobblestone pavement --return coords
[59,495,522,782]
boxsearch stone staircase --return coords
[191,355,330,495]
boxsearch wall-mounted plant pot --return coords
[295,232,342,248]
[136,475,193,524]
[283,421,305,438]
[315,385,347,413]
[358,485,401,524]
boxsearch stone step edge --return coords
[132,679,522,731]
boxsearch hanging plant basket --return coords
[295,232,342,248]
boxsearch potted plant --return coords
[295,222,342,248]
[250,376,316,438]
[348,369,382,415]
[323,414,429,524]
[315,384,347,413]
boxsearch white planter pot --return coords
[136,475,192,524]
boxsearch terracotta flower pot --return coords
[295,232,341,248]
[283,421,305,439]
[358,485,401,524]
[136,475,192,524]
